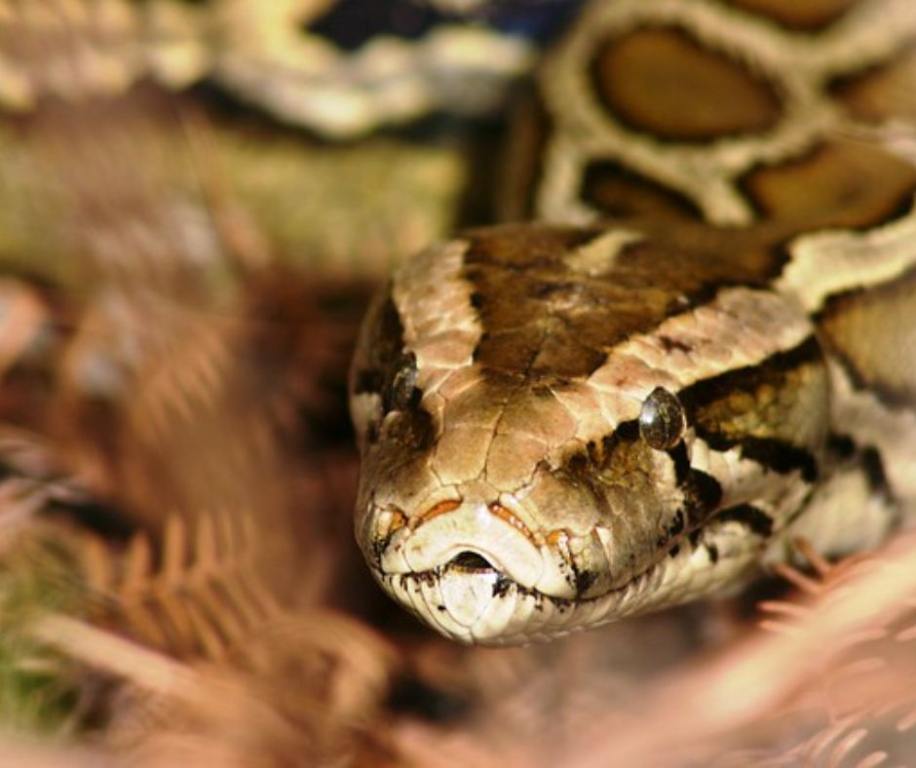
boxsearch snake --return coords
[3,0,915,647]
[348,0,916,645]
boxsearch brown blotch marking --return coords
[678,336,825,482]
[489,503,536,543]
[657,508,686,548]
[740,140,916,232]
[831,48,916,125]
[412,498,462,529]
[562,419,660,520]
[383,403,436,453]
[861,447,892,498]
[816,268,916,408]
[590,27,782,142]
[658,335,693,353]
[717,503,774,538]
[462,223,783,384]
[352,292,405,396]
[729,0,855,31]
[681,469,724,527]
[562,448,615,519]
[581,160,705,221]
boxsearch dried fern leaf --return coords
[76,511,288,665]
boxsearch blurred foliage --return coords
[0,527,88,735]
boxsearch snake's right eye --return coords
[387,352,419,412]
[639,386,685,450]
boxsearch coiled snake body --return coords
[349,0,916,644]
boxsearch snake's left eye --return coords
[639,387,685,450]
[387,352,419,412]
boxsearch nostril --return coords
[448,551,496,571]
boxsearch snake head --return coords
[349,225,829,645]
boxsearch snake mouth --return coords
[447,551,499,572]
[370,517,766,645]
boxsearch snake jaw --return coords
[372,516,768,645]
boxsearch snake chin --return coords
[373,557,580,645]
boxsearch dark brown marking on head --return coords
[681,468,724,527]
[826,432,857,460]
[385,406,436,454]
[815,268,916,409]
[825,435,896,504]
[580,159,705,221]
[735,437,819,482]
[679,335,825,482]
[352,290,439,467]
[663,436,722,532]
[461,223,784,384]
[464,224,604,270]
[353,368,384,396]
[558,419,655,522]
[658,335,693,353]
[562,449,615,520]
[729,0,856,32]
[669,509,686,537]
[707,544,720,564]
[352,294,405,395]
[666,441,691,485]
[596,419,640,463]
[861,446,892,499]
[680,335,823,410]
[589,26,782,143]
[717,503,774,538]
[660,509,686,547]
[738,140,916,233]
[471,331,489,363]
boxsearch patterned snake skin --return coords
[349,0,916,644]
[4,0,911,647]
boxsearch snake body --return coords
[349,0,916,644]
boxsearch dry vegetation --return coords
[0,6,915,767]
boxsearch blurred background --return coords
[0,1,914,765]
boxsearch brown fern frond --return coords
[27,599,399,766]
[715,533,916,767]
[76,511,288,664]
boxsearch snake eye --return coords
[639,387,685,450]
[387,352,419,412]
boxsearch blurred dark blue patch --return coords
[310,0,586,50]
